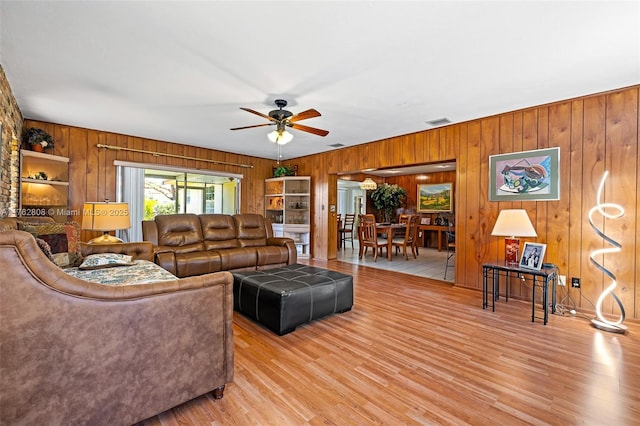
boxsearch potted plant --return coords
[25,128,54,152]
[369,183,407,223]
[273,165,295,177]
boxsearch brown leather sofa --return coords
[0,219,234,425]
[142,213,298,278]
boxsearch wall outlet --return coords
[571,277,581,288]
[558,275,566,286]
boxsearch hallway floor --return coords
[335,241,455,283]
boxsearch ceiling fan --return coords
[230,99,329,144]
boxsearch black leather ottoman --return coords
[232,264,353,335]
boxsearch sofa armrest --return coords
[155,250,177,275]
[80,242,154,261]
[267,237,298,264]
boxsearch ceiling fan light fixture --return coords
[268,130,293,145]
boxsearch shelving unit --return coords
[265,176,311,258]
[20,150,70,222]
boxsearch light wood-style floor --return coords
[138,261,639,426]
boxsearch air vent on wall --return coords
[426,118,452,126]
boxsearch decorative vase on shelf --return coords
[32,144,44,153]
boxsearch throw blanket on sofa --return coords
[65,260,177,285]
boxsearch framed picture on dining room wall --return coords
[417,183,452,213]
[489,147,560,201]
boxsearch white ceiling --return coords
[2,1,638,164]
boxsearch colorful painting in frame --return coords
[417,183,452,212]
[489,147,560,201]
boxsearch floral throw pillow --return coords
[19,222,82,267]
[79,253,135,270]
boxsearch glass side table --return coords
[482,262,559,325]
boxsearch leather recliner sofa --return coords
[142,213,298,278]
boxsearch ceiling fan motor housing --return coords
[269,99,293,120]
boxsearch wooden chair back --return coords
[392,215,417,260]
[358,216,386,262]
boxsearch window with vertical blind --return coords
[115,161,242,242]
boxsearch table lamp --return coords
[491,209,537,265]
[82,201,131,244]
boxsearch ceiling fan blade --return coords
[289,122,329,137]
[288,109,321,123]
[239,107,276,122]
[230,123,273,131]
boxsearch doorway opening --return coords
[334,161,456,283]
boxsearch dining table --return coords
[375,223,406,261]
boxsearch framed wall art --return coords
[489,147,560,201]
[417,182,452,213]
[519,242,546,270]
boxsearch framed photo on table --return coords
[519,242,546,270]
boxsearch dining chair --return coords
[358,215,386,261]
[409,215,419,257]
[394,214,412,253]
[392,215,418,260]
[339,213,356,249]
[398,214,411,226]
[395,213,412,239]
[411,216,421,256]
[444,224,456,279]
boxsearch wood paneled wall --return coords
[24,84,640,320]
[22,120,276,241]
[292,86,639,320]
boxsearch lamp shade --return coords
[82,202,131,231]
[491,209,537,238]
[360,177,377,190]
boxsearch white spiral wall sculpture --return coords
[588,171,627,333]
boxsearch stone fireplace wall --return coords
[0,65,23,216]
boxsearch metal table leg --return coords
[482,266,488,309]
[531,275,536,322]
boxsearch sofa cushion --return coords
[175,251,222,276]
[155,213,203,247]
[19,221,82,267]
[217,247,258,271]
[233,214,268,247]
[200,214,239,250]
